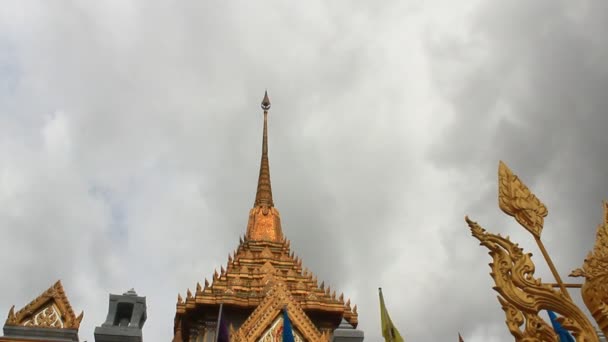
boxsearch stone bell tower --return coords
[94,289,147,342]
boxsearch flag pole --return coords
[215,303,223,342]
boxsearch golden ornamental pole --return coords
[497,161,572,301]
[534,236,573,301]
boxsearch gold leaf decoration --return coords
[466,216,598,341]
[25,305,63,328]
[570,201,608,337]
[498,161,548,238]
[499,297,557,341]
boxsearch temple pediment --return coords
[232,281,329,342]
[4,280,83,330]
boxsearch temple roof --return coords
[177,237,358,326]
[4,280,83,330]
[174,92,358,336]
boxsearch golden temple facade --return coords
[172,92,359,342]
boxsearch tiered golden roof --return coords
[176,236,358,325]
[173,92,357,341]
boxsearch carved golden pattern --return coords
[22,304,63,328]
[499,161,573,301]
[5,280,83,330]
[498,161,548,239]
[499,296,557,341]
[468,161,608,341]
[570,201,608,337]
[466,217,598,341]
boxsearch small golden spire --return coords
[246,91,284,242]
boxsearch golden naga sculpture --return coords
[570,201,608,337]
[466,161,608,341]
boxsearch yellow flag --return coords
[379,288,405,342]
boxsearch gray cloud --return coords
[0,1,606,341]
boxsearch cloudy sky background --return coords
[1,1,607,341]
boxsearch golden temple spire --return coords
[245,91,284,242]
[254,90,274,207]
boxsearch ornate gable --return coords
[5,280,83,330]
[232,280,330,342]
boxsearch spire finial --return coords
[261,90,271,110]
[254,90,274,207]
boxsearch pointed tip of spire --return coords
[261,90,271,110]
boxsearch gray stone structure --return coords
[94,289,147,342]
[2,325,79,341]
[331,318,364,342]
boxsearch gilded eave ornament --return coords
[498,160,548,239]
[467,160,608,341]
[465,216,597,341]
[570,201,608,336]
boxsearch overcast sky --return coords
[1,1,607,341]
